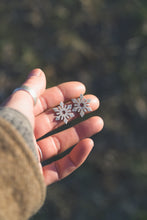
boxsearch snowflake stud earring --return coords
[53,101,74,124]
[72,94,92,117]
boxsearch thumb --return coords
[5,68,46,125]
[23,68,46,101]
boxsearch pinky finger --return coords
[43,138,94,186]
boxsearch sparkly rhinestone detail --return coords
[53,101,74,124]
[72,94,92,117]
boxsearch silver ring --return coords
[13,85,37,105]
[37,144,43,161]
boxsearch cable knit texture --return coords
[0,107,38,160]
[0,112,46,220]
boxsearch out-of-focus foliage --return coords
[0,0,147,219]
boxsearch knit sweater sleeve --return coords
[0,107,38,160]
[0,107,46,220]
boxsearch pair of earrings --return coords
[53,94,92,124]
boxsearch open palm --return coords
[5,69,104,186]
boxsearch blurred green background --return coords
[0,0,147,219]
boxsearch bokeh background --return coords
[0,0,147,219]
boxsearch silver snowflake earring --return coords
[53,101,74,124]
[72,94,92,117]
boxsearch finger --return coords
[35,94,100,139]
[34,81,86,116]
[43,138,94,185]
[37,116,104,161]
[5,69,46,124]
[23,68,46,100]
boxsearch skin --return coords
[4,68,104,186]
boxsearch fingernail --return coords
[91,139,94,147]
[28,69,41,77]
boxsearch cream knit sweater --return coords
[0,107,46,220]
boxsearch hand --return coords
[5,69,104,186]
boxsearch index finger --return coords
[34,81,86,116]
